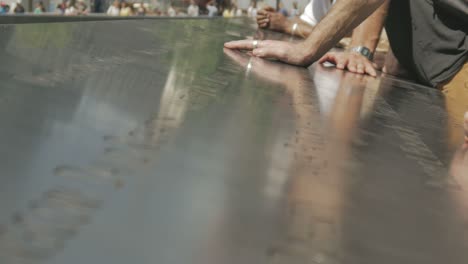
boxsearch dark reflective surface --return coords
[0,18,468,264]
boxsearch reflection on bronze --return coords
[0,18,467,264]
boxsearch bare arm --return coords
[225,0,387,66]
[318,0,390,76]
[349,0,390,53]
[301,0,386,63]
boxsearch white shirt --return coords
[300,0,335,26]
[207,5,217,16]
[247,6,256,17]
[168,7,176,16]
[65,6,77,15]
[107,5,120,16]
[187,4,199,16]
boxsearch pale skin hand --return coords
[225,0,386,66]
[318,0,389,77]
[223,40,312,66]
[319,52,378,76]
[256,7,286,31]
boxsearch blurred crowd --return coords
[0,0,303,18]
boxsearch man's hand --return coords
[256,8,287,32]
[224,40,313,66]
[319,51,378,77]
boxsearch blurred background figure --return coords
[247,0,256,17]
[187,0,198,16]
[235,5,242,16]
[56,1,66,14]
[33,1,46,13]
[222,3,234,17]
[93,0,103,13]
[135,2,146,16]
[64,0,78,15]
[277,1,287,17]
[77,0,88,14]
[13,0,25,13]
[120,1,133,16]
[0,2,10,14]
[289,1,299,17]
[167,2,176,16]
[107,0,120,16]
[206,0,217,17]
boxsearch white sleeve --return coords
[300,0,334,26]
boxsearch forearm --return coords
[302,0,386,62]
[349,0,390,53]
[282,17,314,38]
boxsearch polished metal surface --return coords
[0,18,467,264]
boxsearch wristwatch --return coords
[350,46,374,61]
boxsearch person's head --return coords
[190,0,196,6]
[112,0,119,7]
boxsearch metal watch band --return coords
[350,46,374,61]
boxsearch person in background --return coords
[235,6,242,16]
[167,2,176,16]
[187,0,198,16]
[222,4,233,17]
[106,0,120,16]
[56,1,66,14]
[34,1,46,13]
[120,1,133,16]
[206,0,217,17]
[278,1,288,17]
[135,2,146,15]
[0,2,9,14]
[13,1,25,13]
[289,1,299,17]
[77,0,88,14]
[64,0,78,15]
[247,0,256,17]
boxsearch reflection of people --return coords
[450,115,468,188]
[224,47,376,263]
[225,1,467,132]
